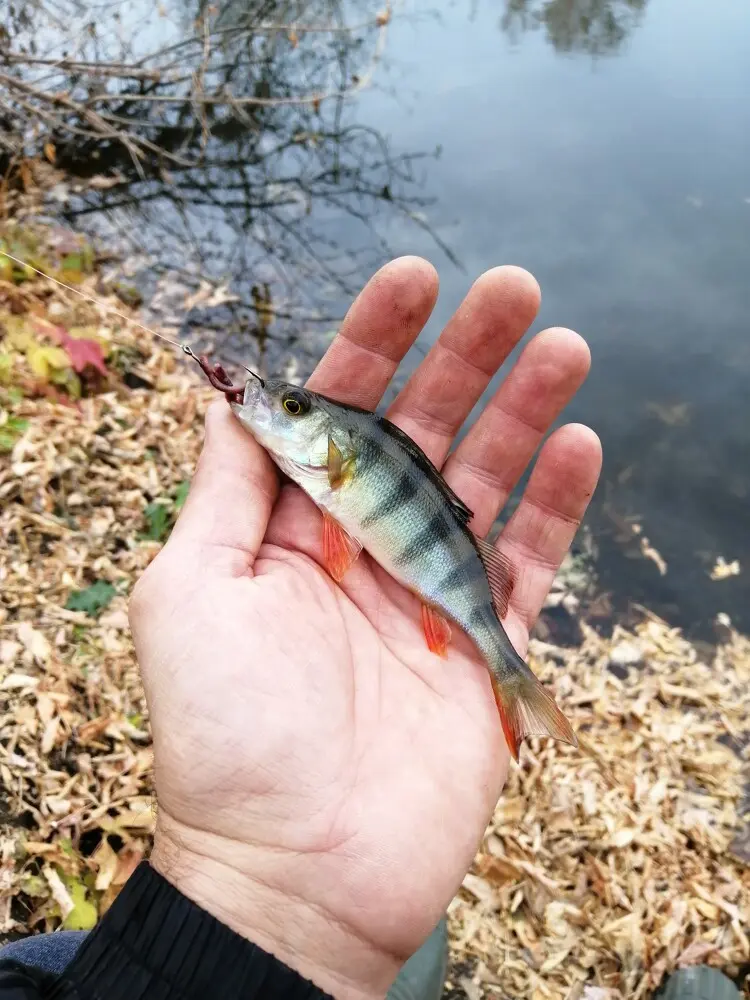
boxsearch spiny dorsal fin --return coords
[473,536,516,619]
[376,416,474,527]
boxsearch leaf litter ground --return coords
[1,242,749,999]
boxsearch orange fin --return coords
[490,672,577,762]
[328,436,356,490]
[421,604,452,657]
[323,512,362,582]
[474,537,516,619]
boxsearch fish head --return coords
[230,377,335,473]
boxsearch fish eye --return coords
[282,390,310,416]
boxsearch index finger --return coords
[306,255,439,408]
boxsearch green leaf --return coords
[65,580,116,616]
[59,838,75,857]
[61,874,98,931]
[21,873,48,897]
[49,367,82,399]
[173,480,190,510]
[143,502,170,541]
[0,416,29,452]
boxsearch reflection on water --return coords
[1,1,447,367]
[501,0,647,55]
[3,0,750,637]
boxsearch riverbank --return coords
[1,223,749,999]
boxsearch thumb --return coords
[168,399,279,563]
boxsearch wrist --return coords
[150,811,399,1000]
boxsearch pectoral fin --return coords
[328,436,356,490]
[421,604,452,657]
[323,512,363,582]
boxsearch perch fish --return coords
[229,373,576,760]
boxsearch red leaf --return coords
[59,331,108,377]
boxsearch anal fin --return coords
[489,672,577,762]
[421,604,452,657]
[323,513,363,582]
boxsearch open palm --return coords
[129,259,601,1000]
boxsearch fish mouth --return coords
[230,377,264,415]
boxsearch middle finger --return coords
[386,266,541,461]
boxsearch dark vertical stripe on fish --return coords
[440,556,481,595]
[396,510,453,565]
[360,472,419,527]
[356,438,381,476]
[470,605,491,629]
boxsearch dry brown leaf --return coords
[93,838,118,891]
[16,622,51,663]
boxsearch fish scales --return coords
[326,412,499,647]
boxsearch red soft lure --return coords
[191,353,247,403]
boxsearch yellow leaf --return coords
[44,142,56,164]
[0,352,13,384]
[3,315,33,350]
[27,344,70,378]
[61,875,98,931]
[27,345,50,378]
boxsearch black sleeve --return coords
[0,862,334,1000]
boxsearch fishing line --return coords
[0,249,195,357]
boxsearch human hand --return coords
[129,259,601,999]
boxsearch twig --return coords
[2,54,162,81]
[82,7,389,108]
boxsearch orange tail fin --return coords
[490,672,577,761]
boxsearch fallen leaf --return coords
[677,939,718,965]
[710,557,741,581]
[114,846,145,886]
[61,875,98,930]
[45,323,108,376]
[41,715,60,754]
[26,343,70,379]
[93,837,119,891]
[65,580,116,617]
[640,535,667,575]
[1,673,40,690]
[16,622,51,663]
[0,640,21,665]
[43,866,73,919]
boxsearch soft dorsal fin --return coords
[473,536,516,619]
[377,416,474,527]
